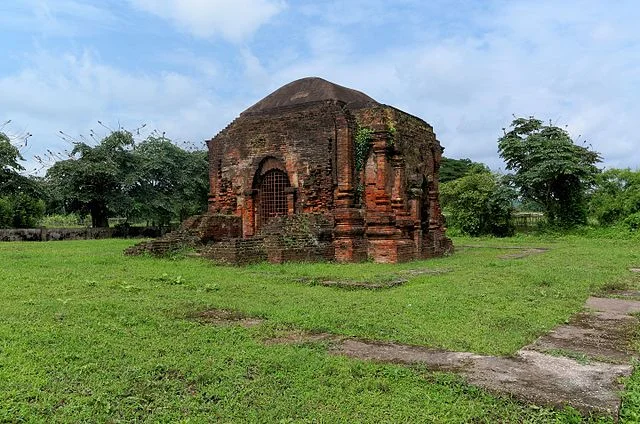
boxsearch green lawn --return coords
[1,236,639,422]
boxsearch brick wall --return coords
[207,101,347,215]
[192,97,453,264]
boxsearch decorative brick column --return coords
[364,132,414,263]
[408,188,423,255]
[285,187,296,215]
[242,190,256,238]
[332,110,367,262]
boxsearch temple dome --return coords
[241,77,379,115]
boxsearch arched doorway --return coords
[258,168,290,227]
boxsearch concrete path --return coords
[337,340,630,415]
[268,294,640,416]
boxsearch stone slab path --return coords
[527,297,640,364]
[337,340,630,415]
[268,294,640,416]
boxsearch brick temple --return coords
[128,77,452,263]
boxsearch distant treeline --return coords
[1,129,208,229]
[3,118,640,237]
[439,117,640,236]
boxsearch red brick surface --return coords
[127,80,452,264]
[201,95,451,264]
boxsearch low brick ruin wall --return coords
[0,226,176,242]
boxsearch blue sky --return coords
[1,0,639,173]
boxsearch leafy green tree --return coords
[7,193,45,228]
[0,131,46,228]
[440,157,490,183]
[498,117,601,228]
[440,171,516,236]
[0,132,24,169]
[132,135,208,225]
[1,131,25,192]
[45,129,209,228]
[0,197,12,228]
[46,130,138,227]
[589,168,640,226]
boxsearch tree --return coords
[440,157,490,183]
[132,135,208,225]
[45,129,209,228]
[589,168,640,226]
[1,131,25,192]
[0,131,46,228]
[440,171,516,236]
[498,117,601,228]
[46,130,138,227]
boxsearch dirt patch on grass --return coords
[264,331,630,416]
[457,245,551,259]
[191,309,264,327]
[459,245,546,250]
[147,366,199,396]
[498,248,550,259]
[604,290,640,299]
[527,311,639,364]
[335,339,478,372]
[296,268,450,290]
[265,331,340,345]
[398,268,451,277]
[296,277,407,289]
[630,268,640,273]
[587,296,640,315]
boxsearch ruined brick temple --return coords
[128,77,452,263]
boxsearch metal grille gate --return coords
[259,169,289,225]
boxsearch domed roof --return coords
[241,77,379,116]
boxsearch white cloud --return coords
[253,0,640,170]
[0,50,238,174]
[3,0,640,175]
[129,0,286,42]
[0,0,120,37]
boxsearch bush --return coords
[589,168,640,226]
[624,212,640,231]
[440,172,516,237]
[0,198,12,228]
[39,214,88,228]
[0,194,45,228]
[11,194,45,228]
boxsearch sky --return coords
[1,0,639,173]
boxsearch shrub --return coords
[0,197,12,228]
[39,214,88,228]
[10,194,45,228]
[624,212,640,231]
[589,168,640,226]
[440,172,516,237]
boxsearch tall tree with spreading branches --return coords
[46,130,138,227]
[498,117,601,228]
[0,125,45,228]
[45,126,209,227]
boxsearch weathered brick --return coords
[129,77,452,263]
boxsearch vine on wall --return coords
[386,123,397,149]
[354,126,373,173]
[353,126,373,205]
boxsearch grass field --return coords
[1,235,640,422]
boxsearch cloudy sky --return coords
[1,0,639,173]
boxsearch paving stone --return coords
[527,311,638,363]
[586,296,640,315]
[331,339,631,415]
[269,294,640,416]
